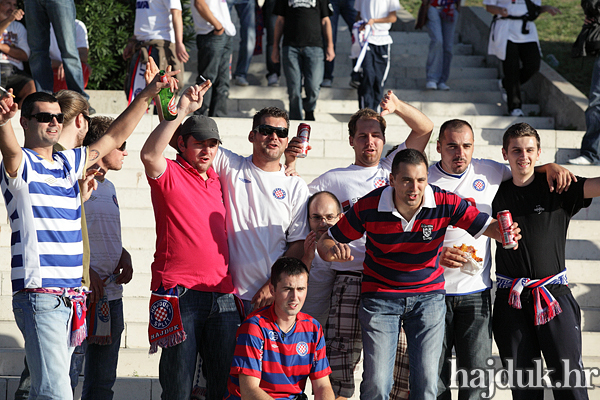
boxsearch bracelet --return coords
[0,119,9,127]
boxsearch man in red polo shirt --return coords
[140,82,240,400]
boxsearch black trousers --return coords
[493,290,589,400]
[358,43,390,111]
[501,40,541,112]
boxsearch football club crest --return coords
[268,331,279,341]
[473,179,485,191]
[422,224,433,241]
[98,297,111,323]
[150,299,174,330]
[273,188,287,200]
[76,302,83,319]
[296,341,308,356]
[374,178,388,188]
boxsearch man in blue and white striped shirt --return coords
[0,69,175,399]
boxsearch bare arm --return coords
[0,91,22,176]
[141,81,212,178]
[583,177,600,198]
[194,0,225,33]
[482,220,521,249]
[311,376,335,400]
[284,240,305,260]
[540,5,560,16]
[171,8,190,63]
[321,17,335,62]
[87,65,179,168]
[0,43,27,61]
[0,9,24,37]
[239,375,274,400]
[485,5,508,17]
[379,90,433,153]
[366,10,397,25]
[317,233,354,262]
[271,16,284,64]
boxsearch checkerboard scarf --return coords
[148,286,187,354]
[496,269,568,325]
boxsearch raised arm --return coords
[140,81,212,178]
[0,91,22,176]
[86,64,179,168]
[379,90,433,153]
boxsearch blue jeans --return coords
[581,55,600,163]
[425,6,458,84]
[23,0,87,98]
[159,288,240,400]
[359,294,446,400]
[262,0,280,77]
[227,0,255,79]
[282,45,324,120]
[195,33,233,117]
[81,299,125,400]
[13,291,75,400]
[324,0,357,81]
[437,290,492,400]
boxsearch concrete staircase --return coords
[0,7,599,400]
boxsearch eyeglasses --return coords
[81,113,90,124]
[28,112,64,123]
[118,141,126,151]
[255,124,288,138]
[309,214,339,223]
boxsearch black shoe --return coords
[304,111,315,121]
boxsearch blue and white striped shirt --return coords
[1,147,87,293]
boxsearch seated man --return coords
[224,257,335,400]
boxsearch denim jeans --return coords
[324,0,357,81]
[227,0,255,79]
[23,0,87,98]
[13,290,75,400]
[159,288,240,400]
[81,298,125,400]
[195,33,233,117]
[262,0,280,77]
[581,55,600,163]
[425,6,458,85]
[358,294,446,400]
[282,45,324,120]
[437,290,492,400]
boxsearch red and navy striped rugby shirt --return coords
[224,305,331,400]
[329,185,491,298]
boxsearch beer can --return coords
[296,123,311,158]
[497,210,517,249]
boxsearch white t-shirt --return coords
[308,142,406,272]
[0,21,29,70]
[428,158,512,295]
[354,0,400,46]
[85,178,123,301]
[49,20,88,62]
[134,0,181,42]
[212,148,310,301]
[191,0,236,36]
[483,0,541,60]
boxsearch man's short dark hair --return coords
[21,92,58,118]
[252,107,289,130]
[348,108,386,137]
[83,116,115,147]
[270,257,309,287]
[438,119,473,142]
[307,191,342,222]
[391,148,428,176]
[502,123,540,151]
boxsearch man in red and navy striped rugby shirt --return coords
[317,148,519,400]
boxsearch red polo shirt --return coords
[147,155,234,293]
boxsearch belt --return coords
[335,270,362,277]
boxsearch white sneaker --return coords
[235,76,249,86]
[510,108,525,117]
[438,82,450,91]
[321,79,332,88]
[498,79,508,102]
[568,155,594,165]
[267,73,279,87]
[426,81,437,90]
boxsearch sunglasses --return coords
[118,141,126,151]
[28,112,65,123]
[81,113,91,124]
[255,124,288,138]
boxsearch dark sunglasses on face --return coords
[28,112,65,123]
[255,124,289,138]
[81,113,91,124]
[118,141,126,151]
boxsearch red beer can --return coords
[497,210,517,249]
[296,123,311,158]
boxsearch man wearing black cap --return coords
[140,83,240,400]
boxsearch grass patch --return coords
[399,0,595,96]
